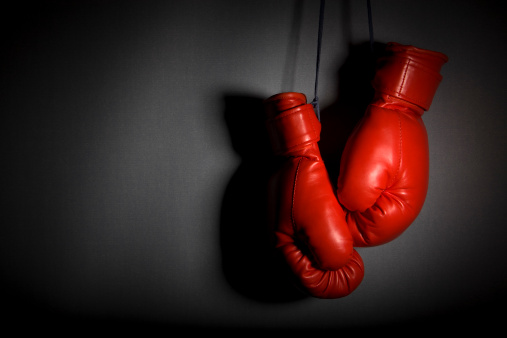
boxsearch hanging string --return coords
[367,0,374,53]
[311,0,325,121]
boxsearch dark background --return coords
[2,0,506,334]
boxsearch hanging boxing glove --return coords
[264,92,364,298]
[337,42,448,247]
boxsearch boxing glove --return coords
[264,92,364,298]
[337,42,448,246]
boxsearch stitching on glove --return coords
[374,83,426,109]
[397,59,410,96]
[291,158,303,233]
[390,111,403,188]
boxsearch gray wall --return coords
[2,0,506,333]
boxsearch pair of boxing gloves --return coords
[264,42,448,298]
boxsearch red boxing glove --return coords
[264,92,364,298]
[337,42,448,246]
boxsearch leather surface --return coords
[265,93,364,298]
[337,43,448,246]
[372,42,448,111]
[265,93,321,156]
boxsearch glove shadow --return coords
[320,41,386,183]
[219,94,307,303]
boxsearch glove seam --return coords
[270,105,306,121]
[390,112,403,188]
[387,57,443,77]
[373,84,427,109]
[291,158,303,235]
[398,59,410,95]
[281,138,320,155]
[369,102,399,112]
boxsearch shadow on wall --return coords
[219,42,387,303]
[219,94,306,303]
[319,41,386,182]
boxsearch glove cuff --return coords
[372,42,448,111]
[264,92,321,156]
